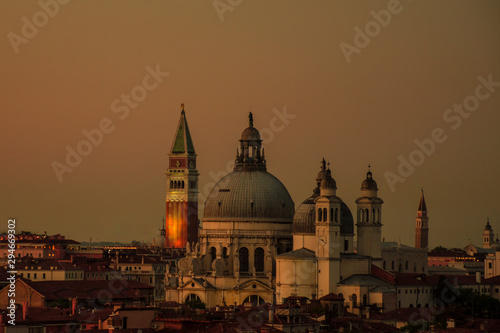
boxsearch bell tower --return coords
[314,159,342,297]
[165,104,199,248]
[355,166,383,262]
[415,190,429,250]
[483,218,495,249]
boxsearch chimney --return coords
[72,298,78,315]
[476,271,482,284]
[22,301,28,320]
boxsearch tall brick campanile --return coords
[165,104,199,248]
[415,190,429,250]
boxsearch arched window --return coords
[362,294,367,306]
[318,208,322,221]
[243,295,265,306]
[210,247,216,263]
[330,208,334,222]
[372,209,375,222]
[383,261,386,269]
[335,208,339,222]
[391,261,395,270]
[364,209,369,222]
[254,247,264,272]
[323,208,327,222]
[239,247,249,272]
[185,293,201,303]
[170,181,173,188]
[405,261,408,270]
[351,294,357,307]
[222,247,228,259]
[181,180,185,189]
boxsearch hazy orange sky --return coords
[1,1,500,248]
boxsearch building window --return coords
[489,263,493,269]
[351,294,357,307]
[239,247,249,272]
[344,240,349,252]
[391,261,395,270]
[210,247,216,263]
[323,208,327,222]
[318,209,322,221]
[330,208,334,222]
[185,294,201,303]
[243,295,265,306]
[190,181,196,189]
[254,247,264,272]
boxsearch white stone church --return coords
[164,110,420,309]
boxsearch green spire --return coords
[171,104,195,154]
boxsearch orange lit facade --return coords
[165,105,199,248]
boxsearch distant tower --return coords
[483,218,495,249]
[415,190,429,250]
[356,166,383,263]
[165,104,199,248]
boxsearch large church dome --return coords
[203,170,294,221]
[203,113,294,222]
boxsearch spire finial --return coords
[368,164,371,171]
[321,158,326,171]
[249,112,253,127]
[181,103,185,112]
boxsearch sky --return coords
[1,1,500,248]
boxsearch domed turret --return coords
[319,159,337,197]
[360,165,378,197]
[234,112,267,171]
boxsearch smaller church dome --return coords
[361,169,378,191]
[320,176,337,190]
[241,126,261,141]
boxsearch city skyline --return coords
[2,1,500,248]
